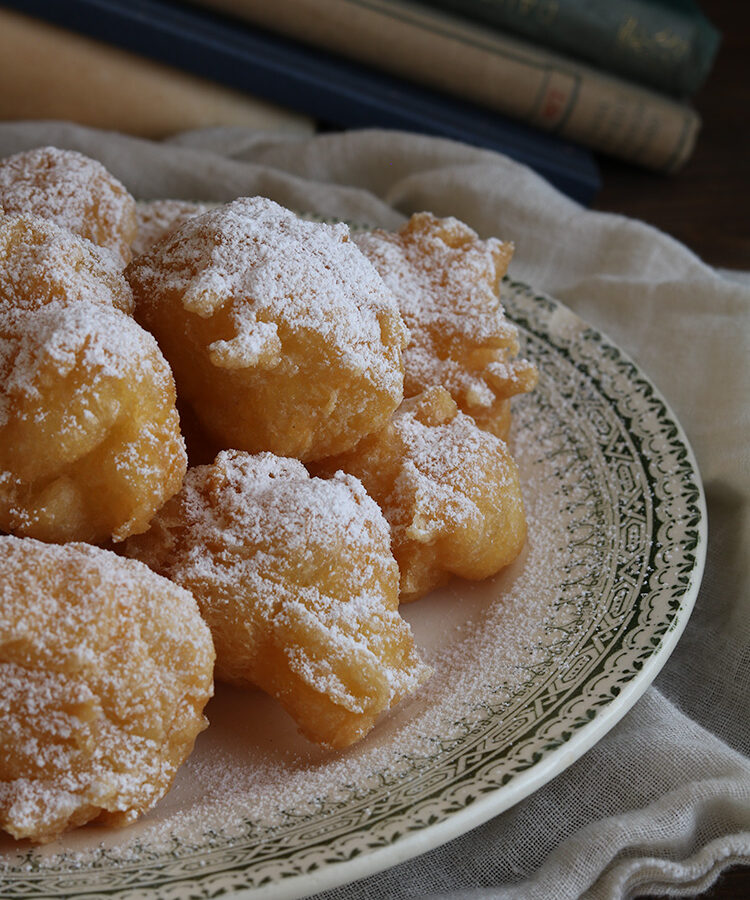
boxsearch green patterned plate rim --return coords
[0,277,707,900]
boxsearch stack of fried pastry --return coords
[0,146,536,843]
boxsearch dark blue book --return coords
[3,0,601,204]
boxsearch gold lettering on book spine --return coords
[616,17,690,62]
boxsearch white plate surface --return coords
[0,278,706,899]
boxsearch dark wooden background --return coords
[593,0,749,271]
[618,3,748,896]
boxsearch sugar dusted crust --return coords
[0,214,134,314]
[132,199,215,257]
[0,536,214,843]
[122,450,431,748]
[126,196,408,461]
[356,212,538,439]
[0,146,137,267]
[317,386,527,602]
[0,295,186,545]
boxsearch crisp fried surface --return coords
[132,199,214,257]
[318,387,527,602]
[0,214,134,314]
[0,235,186,543]
[123,450,430,748]
[125,197,408,462]
[0,214,186,544]
[0,536,214,843]
[0,146,137,267]
[0,159,538,840]
[356,213,537,439]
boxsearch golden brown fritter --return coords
[317,386,527,602]
[126,197,408,462]
[356,212,537,439]
[0,301,186,544]
[0,536,214,843]
[122,450,430,748]
[0,146,137,267]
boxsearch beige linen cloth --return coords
[1,121,747,900]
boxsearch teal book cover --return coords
[415,0,721,96]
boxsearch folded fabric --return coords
[0,121,747,899]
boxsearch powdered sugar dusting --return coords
[0,215,134,314]
[0,301,170,429]
[391,392,511,543]
[123,450,429,725]
[129,197,407,389]
[0,537,213,842]
[355,214,537,412]
[357,216,512,347]
[132,200,215,258]
[0,297,185,545]
[0,147,136,265]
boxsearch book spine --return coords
[413,0,721,97]
[198,0,700,170]
[0,7,315,138]
[5,0,601,204]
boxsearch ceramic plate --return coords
[0,278,706,899]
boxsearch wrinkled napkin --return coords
[0,121,747,900]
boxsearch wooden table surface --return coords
[593,0,749,271]
[637,864,749,900]
[601,4,749,897]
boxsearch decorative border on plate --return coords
[1,280,705,899]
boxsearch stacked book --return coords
[0,0,720,204]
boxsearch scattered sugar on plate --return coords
[0,369,607,872]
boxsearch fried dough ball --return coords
[132,199,214,257]
[317,387,527,603]
[122,450,430,748]
[355,212,538,439]
[0,214,134,314]
[0,298,186,544]
[126,197,408,462]
[0,535,214,843]
[0,146,137,267]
